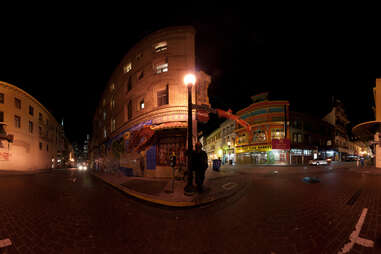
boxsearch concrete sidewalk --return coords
[91,168,249,208]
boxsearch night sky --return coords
[1,6,380,144]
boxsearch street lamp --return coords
[184,73,196,194]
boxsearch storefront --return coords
[235,144,289,165]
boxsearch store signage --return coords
[272,138,290,150]
[236,144,272,154]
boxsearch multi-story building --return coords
[234,93,290,165]
[205,128,222,164]
[323,99,353,161]
[289,111,335,164]
[0,81,70,171]
[90,26,211,177]
[220,119,236,165]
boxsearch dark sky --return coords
[1,6,380,143]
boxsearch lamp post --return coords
[184,73,196,194]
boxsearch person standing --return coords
[189,142,208,193]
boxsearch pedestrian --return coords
[360,157,364,167]
[356,157,359,168]
[189,142,208,193]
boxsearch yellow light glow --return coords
[184,73,196,86]
[218,149,223,157]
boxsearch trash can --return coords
[212,159,221,171]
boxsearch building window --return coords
[0,111,3,122]
[155,63,168,74]
[0,93,4,104]
[15,98,21,109]
[39,126,42,135]
[110,83,115,91]
[157,85,168,107]
[104,128,107,138]
[136,52,143,61]
[271,128,284,140]
[154,41,167,52]
[111,99,115,110]
[128,100,132,119]
[14,115,21,128]
[29,121,33,133]
[39,112,43,121]
[29,106,34,116]
[137,71,144,80]
[103,111,106,121]
[39,142,42,150]
[46,144,49,151]
[103,99,106,107]
[111,119,115,132]
[127,76,132,92]
[253,129,266,142]
[140,99,144,110]
[124,62,132,73]
[297,133,303,144]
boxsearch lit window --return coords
[140,99,144,110]
[104,128,107,138]
[124,63,132,73]
[155,63,168,74]
[103,112,106,120]
[110,83,115,91]
[111,99,115,109]
[154,41,167,52]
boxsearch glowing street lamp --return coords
[184,73,196,194]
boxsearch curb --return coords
[91,173,247,208]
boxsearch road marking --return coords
[338,208,374,254]
[0,238,12,248]
[222,182,237,190]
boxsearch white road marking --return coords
[338,208,374,254]
[0,238,12,248]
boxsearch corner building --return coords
[91,26,211,177]
[0,81,66,171]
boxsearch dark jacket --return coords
[190,150,208,172]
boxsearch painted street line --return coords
[338,208,374,254]
[222,182,237,191]
[0,238,12,248]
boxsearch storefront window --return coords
[271,128,284,140]
[253,129,266,142]
[157,136,186,166]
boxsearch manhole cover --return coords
[303,176,320,184]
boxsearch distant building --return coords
[0,81,71,171]
[90,26,211,177]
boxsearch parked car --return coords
[309,159,329,166]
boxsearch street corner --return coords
[193,173,250,206]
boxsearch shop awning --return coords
[352,121,381,141]
[151,122,187,131]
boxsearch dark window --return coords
[0,93,4,104]
[128,100,132,120]
[39,126,42,135]
[128,76,132,91]
[137,71,144,80]
[39,112,43,121]
[29,121,33,133]
[15,98,21,109]
[0,111,3,122]
[29,106,34,116]
[39,142,42,150]
[14,115,21,128]
[46,144,49,151]
[157,85,168,107]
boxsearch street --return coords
[1,166,381,254]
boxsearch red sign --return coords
[271,139,290,150]
[196,109,209,123]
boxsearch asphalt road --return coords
[1,167,381,254]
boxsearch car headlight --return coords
[83,166,87,170]
[79,166,83,170]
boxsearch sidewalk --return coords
[91,167,249,208]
